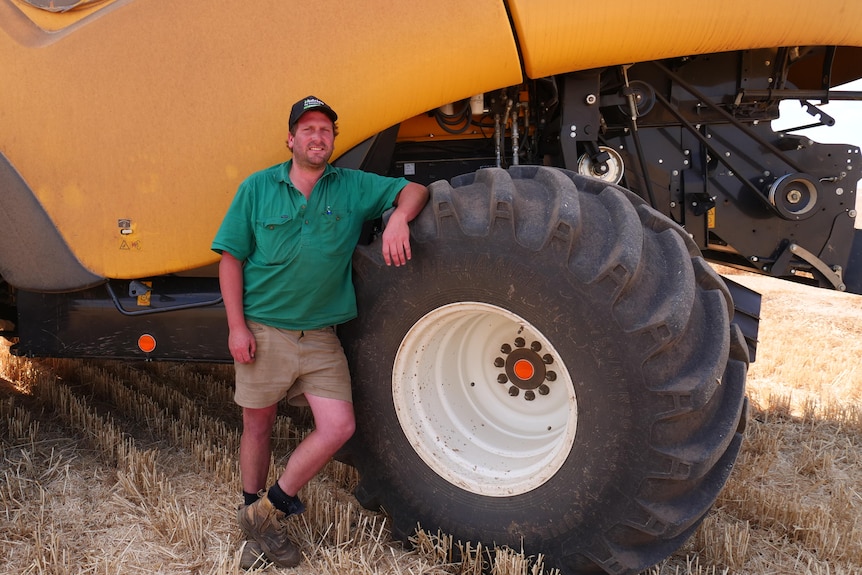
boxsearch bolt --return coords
[501,343,512,354]
[538,384,550,395]
[530,341,542,352]
[494,357,505,368]
[509,386,519,397]
[542,354,554,364]
[546,371,557,382]
[585,94,597,105]
[524,390,536,401]
[786,189,802,204]
[498,374,508,384]
[514,337,525,348]
[849,209,857,218]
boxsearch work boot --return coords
[239,538,269,570]
[237,493,301,568]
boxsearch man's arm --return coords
[218,251,256,363]
[382,182,430,267]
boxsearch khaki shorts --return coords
[233,321,352,409]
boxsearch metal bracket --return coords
[559,72,601,168]
[802,100,836,127]
[129,280,151,297]
[775,242,846,291]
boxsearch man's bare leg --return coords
[240,404,278,494]
[277,394,355,496]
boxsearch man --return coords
[211,95,429,568]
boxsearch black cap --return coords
[289,95,338,129]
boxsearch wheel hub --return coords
[496,338,556,400]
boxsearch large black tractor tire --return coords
[339,166,749,575]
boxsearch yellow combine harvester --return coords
[3,1,862,573]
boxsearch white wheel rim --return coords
[392,302,578,497]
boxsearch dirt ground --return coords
[1,267,860,575]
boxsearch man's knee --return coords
[242,405,277,438]
[320,406,356,446]
[336,414,356,444]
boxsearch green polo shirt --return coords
[212,160,409,330]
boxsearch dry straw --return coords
[1,264,861,574]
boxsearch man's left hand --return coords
[381,212,412,266]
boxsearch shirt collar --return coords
[275,159,337,184]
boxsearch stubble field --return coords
[1,267,861,575]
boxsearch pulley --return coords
[577,145,625,184]
[767,173,820,220]
[617,80,656,118]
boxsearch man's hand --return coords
[382,211,412,266]
[381,182,428,266]
[229,324,257,364]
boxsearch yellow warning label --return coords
[137,281,152,307]
[707,207,716,229]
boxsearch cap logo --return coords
[289,95,337,128]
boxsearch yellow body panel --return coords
[0,0,520,279]
[4,0,862,281]
[509,0,862,78]
[7,0,122,31]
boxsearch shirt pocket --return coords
[319,205,357,257]
[254,215,301,265]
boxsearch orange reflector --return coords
[513,359,534,380]
[138,334,157,353]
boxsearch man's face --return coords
[287,111,335,169]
